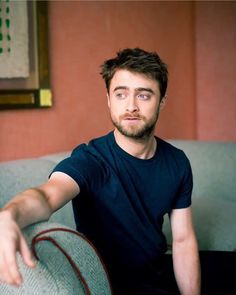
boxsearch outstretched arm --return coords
[170,207,201,295]
[0,172,79,286]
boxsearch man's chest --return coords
[92,161,181,222]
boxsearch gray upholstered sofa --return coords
[0,140,235,293]
[0,152,112,294]
[164,140,236,252]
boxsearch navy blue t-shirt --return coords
[52,131,192,286]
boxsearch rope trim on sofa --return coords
[31,227,113,295]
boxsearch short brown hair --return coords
[100,48,168,98]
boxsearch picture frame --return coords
[0,0,52,110]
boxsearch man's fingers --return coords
[2,247,22,286]
[5,257,22,286]
[19,236,35,268]
[0,237,35,286]
[0,215,35,286]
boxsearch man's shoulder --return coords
[69,132,113,170]
[157,137,190,166]
[157,137,184,154]
[88,132,112,148]
[71,132,111,154]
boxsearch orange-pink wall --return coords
[0,1,235,162]
[195,1,236,141]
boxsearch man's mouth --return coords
[122,113,142,120]
[124,117,140,120]
[121,116,142,126]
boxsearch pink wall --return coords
[0,1,235,162]
[195,1,236,141]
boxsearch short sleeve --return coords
[51,144,108,193]
[173,155,193,209]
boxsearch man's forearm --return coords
[2,188,53,228]
[172,237,201,295]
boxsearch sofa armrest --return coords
[0,222,112,295]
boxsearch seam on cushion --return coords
[32,236,90,295]
[31,227,113,294]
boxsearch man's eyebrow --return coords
[113,86,128,92]
[113,86,155,94]
[135,87,155,94]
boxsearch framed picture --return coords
[0,0,52,110]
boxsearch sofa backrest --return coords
[0,153,75,229]
[0,158,56,206]
[166,140,236,251]
[168,140,236,203]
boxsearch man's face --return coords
[107,69,165,139]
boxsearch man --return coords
[0,48,201,295]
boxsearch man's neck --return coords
[113,129,157,160]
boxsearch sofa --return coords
[0,140,236,294]
[0,152,112,295]
[164,140,236,252]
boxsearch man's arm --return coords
[170,207,201,295]
[0,172,80,286]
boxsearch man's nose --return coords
[126,96,139,113]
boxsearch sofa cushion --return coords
[192,197,236,251]
[0,158,55,207]
[0,222,112,295]
[168,140,236,203]
[0,157,76,229]
[40,152,70,164]
[163,197,236,251]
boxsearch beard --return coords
[110,109,160,140]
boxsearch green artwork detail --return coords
[0,0,11,54]
[5,18,9,28]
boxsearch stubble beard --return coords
[111,110,160,140]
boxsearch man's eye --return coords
[138,93,150,100]
[115,93,126,99]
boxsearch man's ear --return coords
[160,95,167,111]
[107,93,111,108]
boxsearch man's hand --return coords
[0,211,35,286]
[0,172,80,286]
